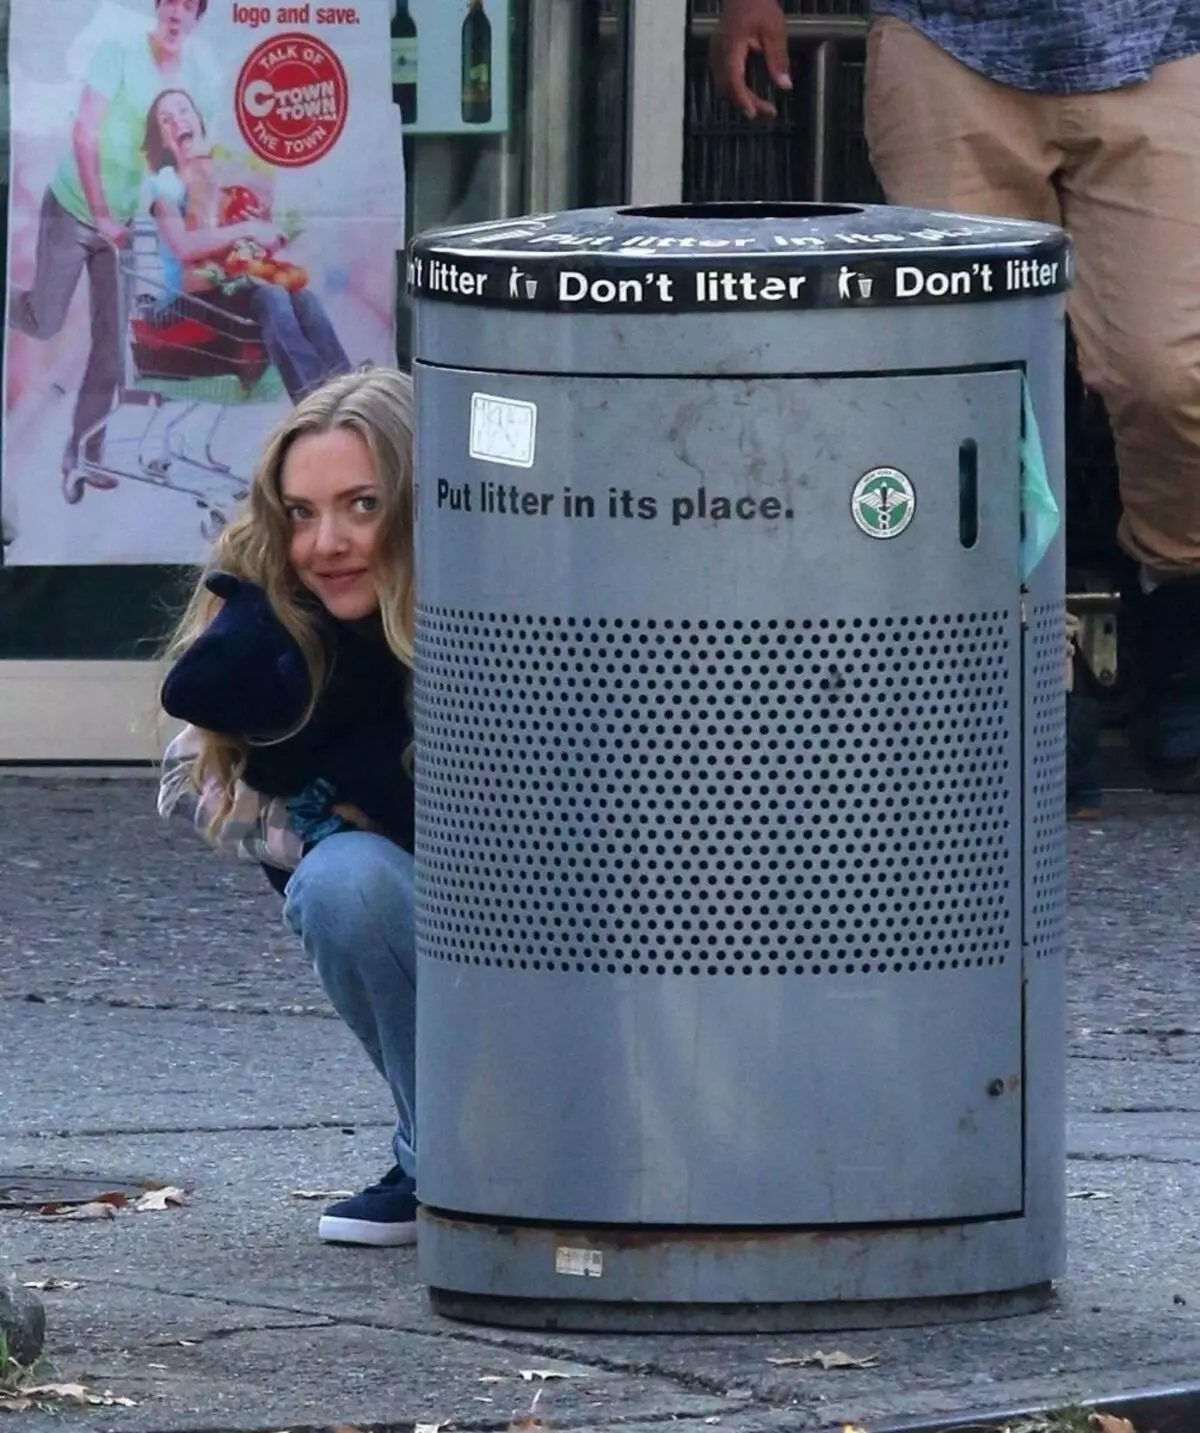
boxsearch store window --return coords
[0,0,629,660]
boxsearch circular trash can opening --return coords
[619,201,865,220]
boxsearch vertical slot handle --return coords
[959,439,979,550]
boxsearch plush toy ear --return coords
[161,575,312,740]
[204,570,241,602]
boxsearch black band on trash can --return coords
[407,205,1072,314]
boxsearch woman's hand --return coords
[331,802,385,835]
[286,786,387,847]
[245,220,286,253]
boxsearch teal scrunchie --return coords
[287,778,352,847]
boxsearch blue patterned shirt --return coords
[873,1,1200,93]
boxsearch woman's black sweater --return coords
[242,615,414,891]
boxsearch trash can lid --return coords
[408,201,1071,315]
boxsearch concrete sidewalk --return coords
[2,775,1199,1432]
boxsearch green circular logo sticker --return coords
[851,466,916,539]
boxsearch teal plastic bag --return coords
[1020,378,1060,581]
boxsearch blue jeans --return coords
[249,284,350,403]
[282,833,416,1175]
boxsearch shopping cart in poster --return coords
[73,222,285,539]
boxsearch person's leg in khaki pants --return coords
[1058,57,1200,583]
[865,18,1063,224]
[865,18,1200,787]
[1062,56,1200,782]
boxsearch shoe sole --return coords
[318,1213,417,1247]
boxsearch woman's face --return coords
[281,428,384,622]
[155,92,205,165]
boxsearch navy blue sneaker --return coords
[318,1166,418,1247]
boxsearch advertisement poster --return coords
[2,0,405,566]
[391,0,509,136]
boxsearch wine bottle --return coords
[391,0,417,126]
[461,0,492,125]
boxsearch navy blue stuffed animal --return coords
[161,572,311,740]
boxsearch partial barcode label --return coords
[555,1245,603,1278]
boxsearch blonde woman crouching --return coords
[158,366,419,1247]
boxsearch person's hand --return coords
[711,0,792,120]
[95,216,130,247]
[331,802,385,835]
[246,220,286,252]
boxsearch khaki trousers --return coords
[865,16,1200,577]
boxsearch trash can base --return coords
[418,1206,1058,1332]
[427,1283,1055,1334]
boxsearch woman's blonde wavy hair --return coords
[162,365,416,819]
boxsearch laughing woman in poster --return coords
[8,0,214,503]
[142,88,352,402]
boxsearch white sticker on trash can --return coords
[469,393,538,469]
[555,1246,603,1278]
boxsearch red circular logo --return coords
[235,32,348,168]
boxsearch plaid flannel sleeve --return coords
[157,725,304,872]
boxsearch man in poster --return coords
[9,0,215,502]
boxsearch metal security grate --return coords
[1027,601,1067,960]
[415,607,1018,978]
[685,0,879,205]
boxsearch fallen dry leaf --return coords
[133,1186,187,1212]
[1091,1416,1136,1433]
[767,1350,881,1370]
[18,1383,136,1409]
[35,1192,126,1215]
[20,1278,81,1292]
[518,1369,586,1381]
[290,1189,354,1201]
[39,1200,118,1222]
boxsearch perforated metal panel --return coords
[416,607,1017,978]
[1027,600,1068,961]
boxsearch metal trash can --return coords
[408,201,1070,1332]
